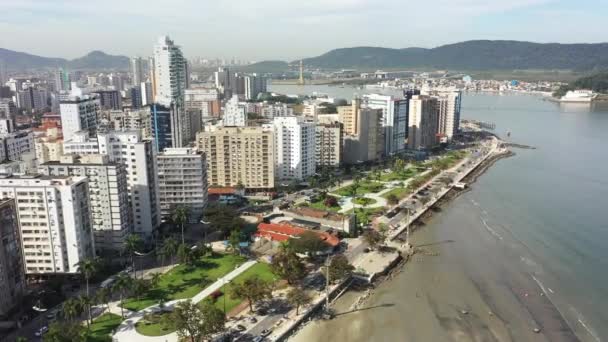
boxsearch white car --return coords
[35,326,49,337]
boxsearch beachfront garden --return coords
[122,253,247,311]
[352,197,377,206]
[335,180,385,196]
[87,313,123,342]
[135,263,279,337]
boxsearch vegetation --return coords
[75,257,100,328]
[171,206,189,245]
[352,197,377,206]
[87,313,122,342]
[362,229,384,249]
[271,249,306,285]
[203,204,247,238]
[135,311,173,336]
[122,253,246,311]
[169,300,225,342]
[124,234,142,278]
[286,288,312,315]
[336,180,384,196]
[230,275,273,312]
[327,255,355,283]
[554,71,608,97]
[289,231,329,254]
[43,321,86,342]
[227,230,242,255]
[382,188,408,202]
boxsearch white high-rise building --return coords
[59,93,101,142]
[408,95,439,150]
[64,130,161,240]
[131,57,145,86]
[153,36,187,107]
[39,154,132,251]
[362,94,408,155]
[244,74,267,100]
[157,148,208,221]
[0,130,35,162]
[223,95,247,127]
[273,116,316,181]
[0,173,94,274]
[140,82,154,106]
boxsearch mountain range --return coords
[3,40,608,73]
[0,48,130,71]
[298,40,608,71]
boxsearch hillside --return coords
[553,72,608,97]
[234,60,290,74]
[0,48,130,71]
[299,40,608,71]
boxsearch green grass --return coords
[378,168,418,182]
[210,262,279,314]
[122,253,247,311]
[335,180,385,196]
[307,199,341,212]
[381,187,409,201]
[352,197,377,206]
[87,313,122,342]
[346,207,385,225]
[135,312,173,337]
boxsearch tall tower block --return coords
[298,60,305,85]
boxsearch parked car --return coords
[261,329,272,337]
[236,324,246,331]
[249,317,258,323]
[253,336,264,342]
[35,326,49,337]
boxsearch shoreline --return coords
[289,148,582,342]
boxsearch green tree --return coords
[149,272,162,288]
[78,295,94,329]
[177,243,195,265]
[43,321,86,342]
[131,278,151,300]
[162,237,179,266]
[386,194,399,205]
[328,255,355,283]
[286,287,312,315]
[288,231,329,255]
[112,273,133,319]
[172,205,189,245]
[230,276,272,312]
[95,287,112,314]
[168,300,225,342]
[75,257,100,327]
[203,204,245,238]
[61,297,83,322]
[227,230,241,255]
[124,234,142,278]
[271,249,306,285]
[393,158,406,175]
[363,229,383,250]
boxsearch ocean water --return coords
[271,83,608,341]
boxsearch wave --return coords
[481,217,504,240]
[571,307,602,342]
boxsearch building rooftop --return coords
[285,206,349,223]
[256,222,340,247]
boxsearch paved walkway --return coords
[112,260,257,342]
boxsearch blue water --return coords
[271,83,608,341]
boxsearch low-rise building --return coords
[255,222,340,249]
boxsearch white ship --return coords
[560,90,597,103]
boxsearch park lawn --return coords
[345,207,385,225]
[307,199,341,212]
[87,313,122,342]
[352,197,377,206]
[210,262,279,314]
[335,180,385,196]
[381,187,409,200]
[379,168,418,182]
[122,253,247,311]
[135,312,174,337]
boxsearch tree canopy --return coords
[288,231,330,255]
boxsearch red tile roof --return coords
[256,222,340,247]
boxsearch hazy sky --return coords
[0,0,606,61]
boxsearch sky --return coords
[0,0,606,61]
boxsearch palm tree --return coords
[96,287,112,314]
[75,257,100,297]
[62,297,84,322]
[124,234,142,278]
[171,206,189,245]
[78,295,94,329]
[112,273,133,319]
[149,272,162,288]
[162,237,179,266]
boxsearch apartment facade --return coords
[362,94,408,155]
[0,130,35,162]
[315,122,342,167]
[223,95,247,127]
[157,148,208,221]
[0,198,25,316]
[408,95,439,150]
[196,126,275,190]
[343,107,384,164]
[39,154,132,251]
[273,116,316,181]
[0,174,94,274]
[60,93,101,142]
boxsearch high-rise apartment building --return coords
[35,127,63,163]
[362,94,408,155]
[95,90,122,110]
[0,130,35,162]
[244,74,267,100]
[424,89,462,141]
[153,36,187,107]
[223,95,247,127]
[131,57,145,86]
[0,173,94,274]
[273,116,316,181]
[315,122,342,167]
[342,107,384,164]
[60,92,101,142]
[140,82,154,106]
[157,148,208,220]
[39,154,132,251]
[0,198,25,317]
[184,88,221,118]
[196,126,275,190]
[64,130,161,240]
[16,87,49,112]
[408,95,439,150]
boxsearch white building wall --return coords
[273,116,316,181]
[223,95,247,127]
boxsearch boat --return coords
[560,90,597,103]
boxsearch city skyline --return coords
[1,0,607,60]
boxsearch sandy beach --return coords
[289,189,580,342]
